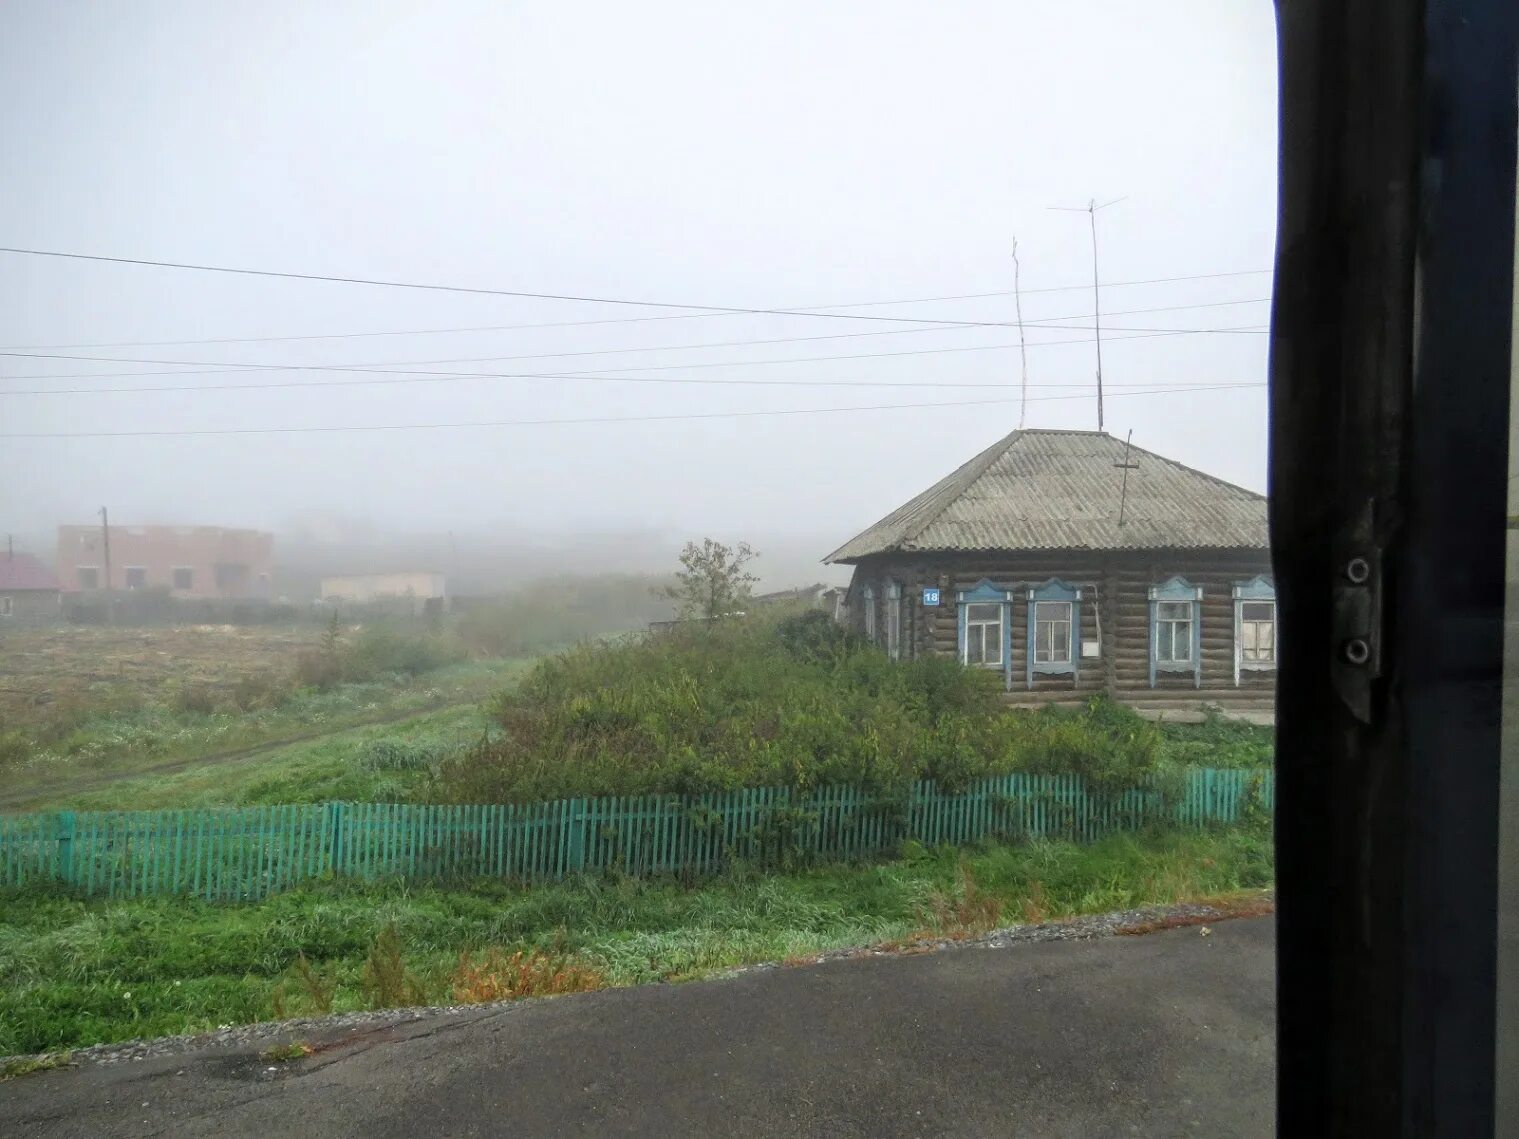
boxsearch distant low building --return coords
[320,571,447,616]
[0,550,61,624]
[56,524,274,599]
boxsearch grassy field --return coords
[10,701,499,813]
[0,653,530,813]
[0,826,1273,1057]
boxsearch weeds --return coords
[271,954,338,1019]
[360,924,428,1010]
[449,948,605,1004]
[922,861,1005,938]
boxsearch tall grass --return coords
[440,612,1172,803]
[0,826,1272,1056]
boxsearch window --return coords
[76,566,99,590]
[1034,601,1073,663]
[1148,577,1203,688]
[885,581,902,660]
[172,567,194,591]
[0,597,12,618]
[1155,602,1194,663]
[1232,576,1277,684]
[1239,602,1276,661]
[1025,579,1082,686]
[124,567,147,590]
[964,603,1003,666]
[862,585,876,641]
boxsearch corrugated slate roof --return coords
[0,552,60,591]
[825,429,1268,563]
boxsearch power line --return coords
[0,244,1272,331]
[0,382,1264,439]
[0,321,1269,390]
[3,366,1259,396]
[0,285,1273,353]
[0,296,1270,357]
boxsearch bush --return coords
[438,616,1168,802]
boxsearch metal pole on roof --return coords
[1049,196,1127,432]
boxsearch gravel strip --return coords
[1,893,1272,1072]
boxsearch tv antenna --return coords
[1011,236,1030,429]
[1048,196,1127,431]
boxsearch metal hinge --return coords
[1331,500,1384,724]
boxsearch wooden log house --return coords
[825,429,1275,720]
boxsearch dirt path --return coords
[0,697,473,812]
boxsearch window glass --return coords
[1034,600,1073,664]
[1156,601,1194,663]
[1239,600,1276,663]
[964,602,1003,667]
[885,582,902,660]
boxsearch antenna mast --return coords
[1011,237,1030,429]
[1049,196,1126,431]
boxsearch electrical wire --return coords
[0,323,1269,392]
[1,382,1265,439]
[0,294,1275,356]
[0,244,1271,330]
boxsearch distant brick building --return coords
[56,525,274,599]
[0,550,61,624]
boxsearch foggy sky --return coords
[0,2,1277,586]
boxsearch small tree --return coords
[662,538,759,620]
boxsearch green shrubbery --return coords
[439,612,1176,803]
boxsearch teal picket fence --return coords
[0,768,1271,902]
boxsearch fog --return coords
[0,2,1276,589]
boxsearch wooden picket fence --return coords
[0,768,1271,903]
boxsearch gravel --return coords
[1,893,1271,1072]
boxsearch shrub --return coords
[438,615,1168,803]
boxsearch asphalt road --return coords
[3,917,1275,1139]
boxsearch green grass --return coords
[1,660,532,813]
[19,703,497,813]
[0,825,1273,1056]
[1158,709,1274,769]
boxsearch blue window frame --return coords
[1232,575,1277,685]
[1148,576,1203,688]
[955,580,1014,690]
[1025,579,1081,688]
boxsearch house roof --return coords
[824,429,1268,563]
[0,552,61,591]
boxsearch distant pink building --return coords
[56,525,274,599]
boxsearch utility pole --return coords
[99,506,114,625]
[1049,196,1126,431]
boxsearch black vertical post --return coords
[1272,0,1517,1133]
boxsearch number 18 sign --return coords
[922,587,941,606]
